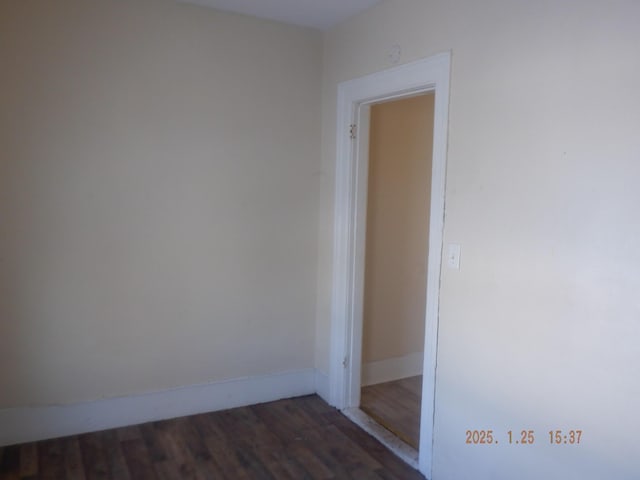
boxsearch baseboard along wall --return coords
[0,360,423,448]
[361,351,424,387]
[315,370,330,403]
[0,369,316,448]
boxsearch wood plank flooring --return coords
[360,376,422,450]
[0,395,424,479]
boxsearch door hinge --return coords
[342,356,349,368]
[349,124,357,140]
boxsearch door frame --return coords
[328,52,451,477]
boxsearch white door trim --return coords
[328,52,451,477]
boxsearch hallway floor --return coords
[360,376,422,450]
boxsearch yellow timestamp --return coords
[549,429,582,445]
[465,429,583,445]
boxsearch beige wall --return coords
[4,0,640,476]
[362,95,433,363]
[0,0,321,407]
[318,0,640,478]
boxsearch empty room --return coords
[1,0,639,479]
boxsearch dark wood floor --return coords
[360,376,422,450]
[0,394,424,479]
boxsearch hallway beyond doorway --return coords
[361,375,422,449]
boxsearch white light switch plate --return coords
[447,244,461,269]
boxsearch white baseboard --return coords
[361,351,424,386]
[315,370,330,403]
[0,369,315,447]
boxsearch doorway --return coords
[328,53,450,477]
[359,93,434,451]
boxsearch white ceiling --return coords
[178,0,382,30]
